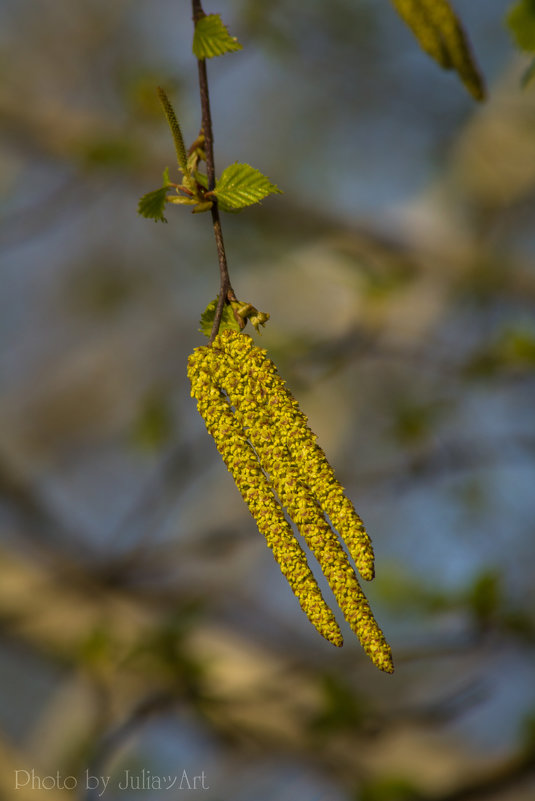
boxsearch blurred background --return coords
[1,1,535,799]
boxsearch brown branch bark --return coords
[192,0,236,344]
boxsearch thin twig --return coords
[192,0,236,344]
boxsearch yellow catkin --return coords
[188,331,394,673]
[188,350,343,646]
[391,0,485,101]
[213,331,376,582]
[249,423,393,673]
[391,0,452,68]
[420,0,485,101]
[230,409,392,672]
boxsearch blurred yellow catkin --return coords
[391,0,486,101]
[188,330,393,673]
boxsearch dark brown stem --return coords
[192,0,235,344]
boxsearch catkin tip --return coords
[375,649,395,674]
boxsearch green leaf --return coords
[199,298,242,338]
[213,163,282,212]
[137,168,172,223]
[193,14,242,59]
[390,0,486,100]
[507,0,535,52]
[138,187,168,222]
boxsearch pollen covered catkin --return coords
[188,350,343,647]
[213,332,375,581]
[188,330,393,673]
[249,427,393,673]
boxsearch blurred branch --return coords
[191,0,237,342]
[420,749,535,801]
[106,439,195,551]
[0,455,96,563]
[83,691,177,801]
[292,323,535,385]
[358,433,535,492]
[0,532,531,801]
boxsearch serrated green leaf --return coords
[391,0,486,100]
[137,186,169,223]
[193,14,242,59]
[199,298,241,337]
[507,0,535,52]
[138,168,172,222]
[213,163,282,212]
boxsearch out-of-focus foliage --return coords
[131,389,174,452]
[507,0,535,52]
[465,326,535,377]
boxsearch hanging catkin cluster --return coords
[188,330,393,673]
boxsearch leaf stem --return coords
[192,0,236,344]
